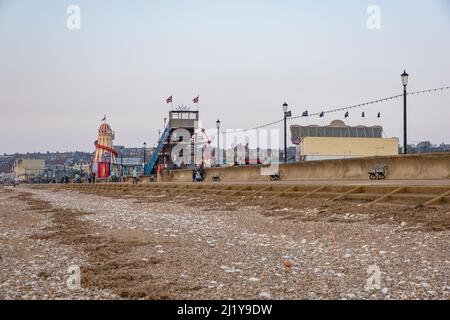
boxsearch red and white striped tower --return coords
[93,122,117,164]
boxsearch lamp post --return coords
[120,146,123,178]
[216,119,221,166]
[401,70,409,154]
[143,142,147,174]
[282,103,291,163]
[63,164,66,183]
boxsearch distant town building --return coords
[12,159,45,182]
[156,110,199,171]
[0,172,13,183]
[290,120,399,161]
[114,146,153,163]
[407,142,450,154]
[0,152,92,174]
[118,158,142,176]
[0,155,14,173]
[437,143,450,152]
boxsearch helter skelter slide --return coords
[144,125,171,176]
[93,122,118,178]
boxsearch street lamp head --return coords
[143,142,147,148]
[216,119,221,129]
[282,102,288,113]
[401,70,409,86]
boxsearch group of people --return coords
[42,166,202,184]
[87,172,96,183]
[192,165,206,182]
[84,169,139,184]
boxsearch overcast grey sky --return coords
[0,0,449,154]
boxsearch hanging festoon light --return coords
[344,111,349,118]
[361,111,365,118]
[229,84,448,135]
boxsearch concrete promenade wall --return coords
[159,152,450,182]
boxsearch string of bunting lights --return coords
[223,86,450,134]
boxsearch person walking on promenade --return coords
[132,167,139,185]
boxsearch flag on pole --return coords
[193,95,199,104]
[166,96,173,104]
[101,114,106,122]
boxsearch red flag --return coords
[193,95,199,104]
[166,96,172,104]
